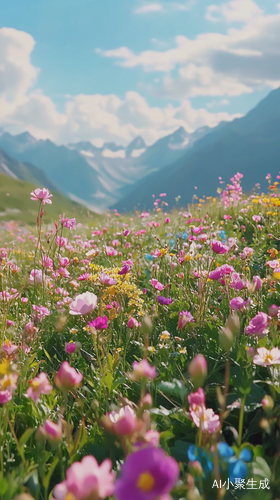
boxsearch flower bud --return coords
[261,395,274,412]
[188,354,207,386]
[141,315,153,334]
[269,304,279,317]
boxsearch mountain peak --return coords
[127,136,146,150]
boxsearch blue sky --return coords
[0,0,280,145]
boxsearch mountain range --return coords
[0,126,210,213]
[113,87,280,212]
[1,86,280,213]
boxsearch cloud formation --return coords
[135,3,163,14]
[98,7,280,99]
[205,0,263,23]
[0,27,239,146]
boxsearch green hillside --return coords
[0,172,95,225]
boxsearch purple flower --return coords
[156,296,173,305]
[114,446,179,500]
[245,312,269,336]
[230,272,246,290]
[118,264,130,275]
[208,264,235,281]
[88,315,109,330]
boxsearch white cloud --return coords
[98,9,280,99]
[205,0,263,23]
[172,1,196,11]
[135,3,163,14]
[0,27,244,146]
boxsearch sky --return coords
[0,0,280,146]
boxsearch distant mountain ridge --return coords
[0,125,210,212]
[112,87,280,212]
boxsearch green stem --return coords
[238,396,246,447]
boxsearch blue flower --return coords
[187,445,213,479]
[217,442,235,461]
[228,448,252,483]
[169,239,175,248]
[218,230,227,243]
[145,254,153,261]
[177,231,188,240]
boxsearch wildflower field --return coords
[2,174,280,500]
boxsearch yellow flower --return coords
[160,331,170,340]
[184,254,192,261]
[180,347,187,354]
[159,248,167,257]
[147,346,155,353]
[70,328,78,335]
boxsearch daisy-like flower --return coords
[30,188,53,205]
[253,347,280,366]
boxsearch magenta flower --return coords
[99,272,117,286]
[53,456,115,500]
[60,215,76,230]
[127,317,140,328]
[30,188,53,205]
[208,264,235,281]
[131,359,157,381]
[43,420,62,441]
[245,312,269,336]
[157,296,173,305]
[188,388,205,407]
[88,315,109,330]
[42,255,53,269]
[178,310,194,329]
[114,446,179,500]
[269,304,279,317]
[230,272,246,290]
[151,279,165,291]
[104,246,118,256]
[55,361,83,391]
[211,240,229,254]
[65,342,76,354]
[118,264,130,275]
[26,372,52,402]
[230,297,251,312]
[69,291,98,315]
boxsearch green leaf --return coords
[104,372,113,392]
[19,428,35,452]
[0,478,8,496]
[157,379,188,401]
[43,457,59,491]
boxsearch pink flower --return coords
[30,188,53,205]
[42,255,53,269]
[253,275,262,291]
[123,230,130,237]
[188,355,207,382]
[230,272,246,290]
[269,304,279,317]
[127,317,140,328]
[151,278,165,291]
[53,456,115,500]
[78,273,90,281]
[58,255,70,267]
[56,237,68,247]
[252,215,261,222]
[230,297,251,311]
[99,272,117,286]
[88,315,108,330]
[28,269,43,284]
[65,342,76,354]
[188,388,205,407]
[1,340,18,358]
[253,347,280,366]
[55,361,83,390]
[131,359,157,381]
[240,247,254,259]
[178,310,194,329]
[0,391,12,404]
[60,216,76,230]
[211,240,229,254]
[165,217,170,224]
[69,291,98,315]
[208,264,235,281]
[190,405,220,434]
[245,312,269,336]
[104,246,118,256]
[26,372,52,402]
[43,420,62,441]
[108,406,138,436]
